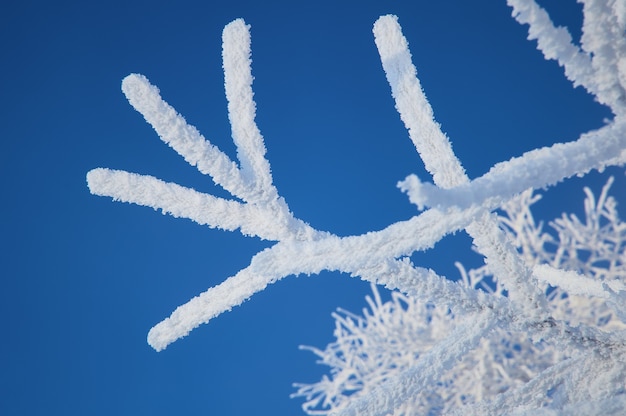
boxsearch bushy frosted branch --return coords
[295,178,626,415]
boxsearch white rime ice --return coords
[88,2,626,415]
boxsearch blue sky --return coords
[1,1,622,415]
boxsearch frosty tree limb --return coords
[372,15,467,189]
[92,24,321,243]
[89,3,626,414]
[399,120,626,211]
[374,15,547,320]
[578,0,626,115]
[533,264,625,299]
[120,73,246,197]
[222,19,276,200]
[506,0,594,90]
[146,205,494,350]
[87,168,304,241]
[508,0,626,115]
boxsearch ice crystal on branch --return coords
[88,0,626,414]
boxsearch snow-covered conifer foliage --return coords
[88,0,626,414]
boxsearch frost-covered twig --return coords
[375,14,547,328]
[87,168,303,240]
[89,22,320,244]
[372,15,467,189]
[533,264,625,299]
[332,310,497,416]
[398,120,626,211]
[507,0,626,116]
[145,205,495,350]
[457,350,626,415]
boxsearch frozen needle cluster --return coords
[88,1,626,414]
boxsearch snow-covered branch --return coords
[399,120,626,211]
[508,0,626,116]
[89,21,320,244]
[89,1,626,414]
[375,14,547,318]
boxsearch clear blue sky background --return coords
[1,1,622,415]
